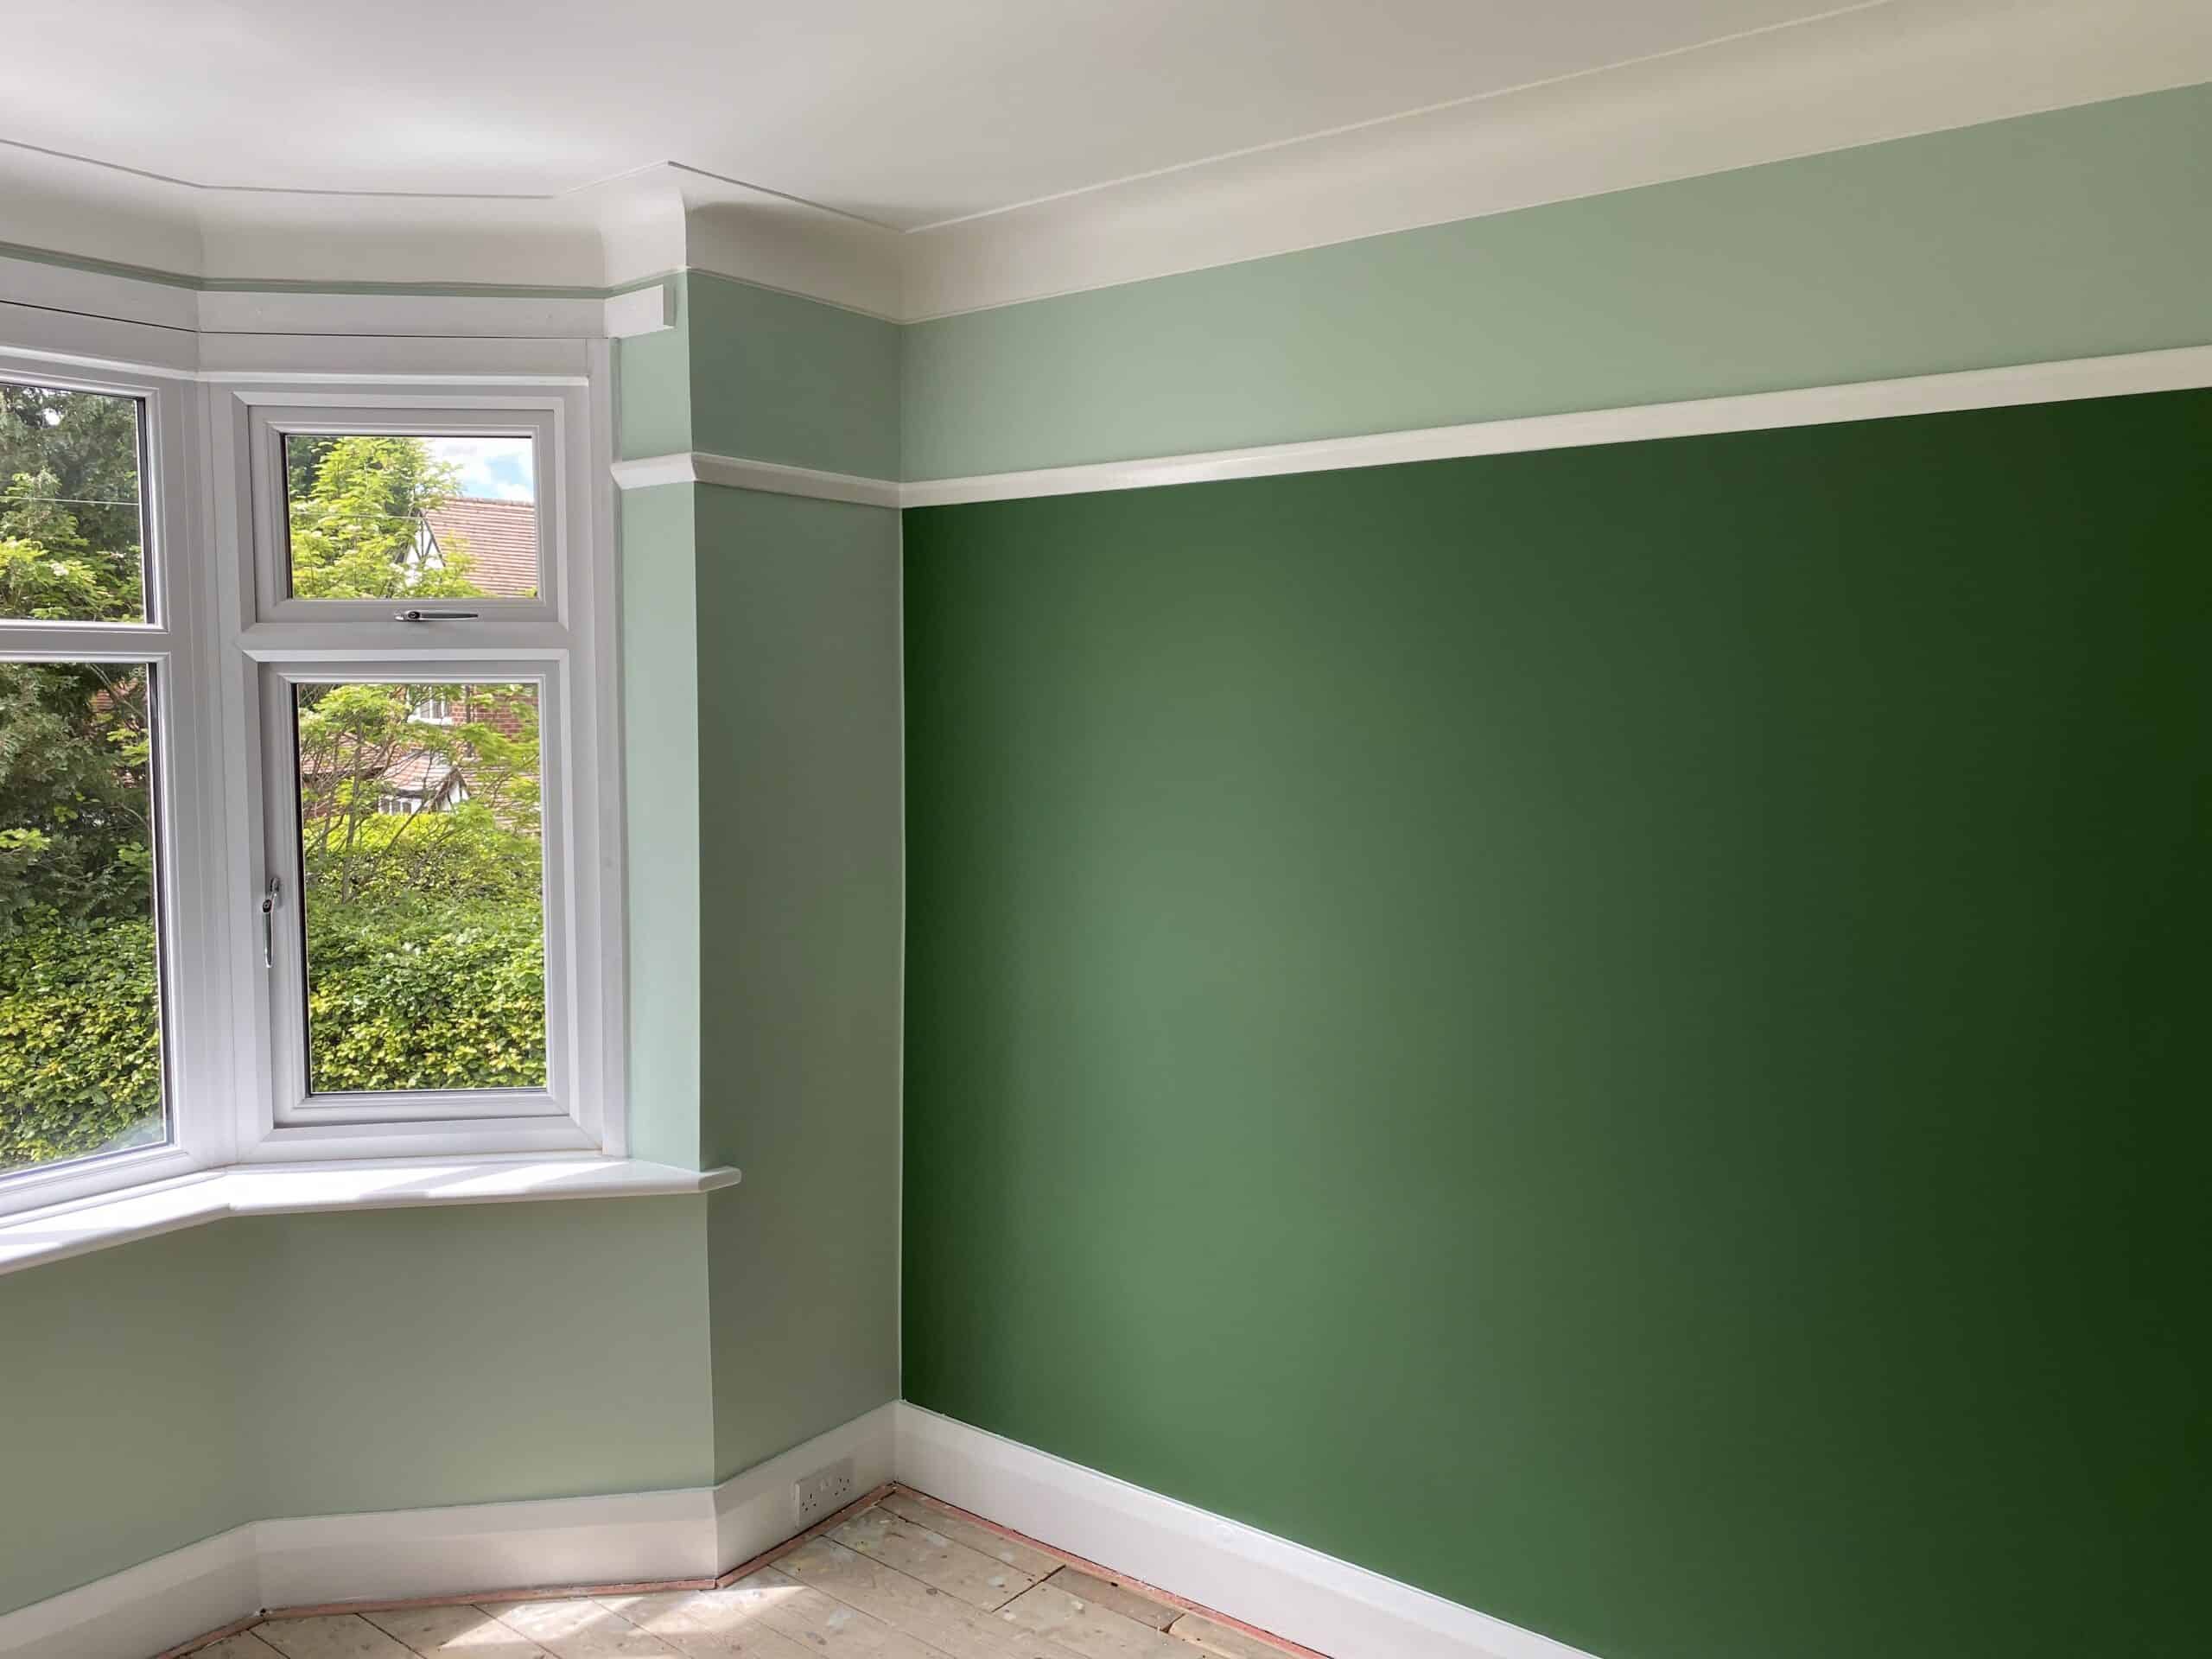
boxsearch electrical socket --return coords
[794,1456,856,1523]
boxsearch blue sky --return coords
[428,436,534,503]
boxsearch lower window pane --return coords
[293,680,547,1094]
[0,663,165,1174]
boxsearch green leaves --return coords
[0,663,154,938]
[0,920,162,1173]
[0,910,550,1168]
[302,910,547,1095]
[286,435,484,600]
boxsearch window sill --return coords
[0,1155,741,1277]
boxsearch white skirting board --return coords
[0,1399,1586,1659]
[0,1404,896,1659]
[892,1403,1594,1659]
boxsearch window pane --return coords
[1,383,147,623]
[283,435,538,601]
[0,663,165,1173]
[293,680,546,1094]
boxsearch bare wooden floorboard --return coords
[775,1537,1087,1659]
[599,1580,906,1659]
[876,1490,1063,1581]
[252,1613,419,1658]
[996,1581,1192,1659]
[1163,1613,1295,1659]
[830,1505,1046,1610]
[361,1604,554,1656]
[1038,1569,1181,1633]
[149,1495,1314,1659]
[475,1599,686,1658]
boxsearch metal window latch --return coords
[261,876,282,969]
[393,608,481,622]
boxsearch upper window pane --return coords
[0,662,165,1174]
[0,382,148,623]
[283,435,538,601]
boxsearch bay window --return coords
[0,336,620,1224]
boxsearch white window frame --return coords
[0,345,226,1217]
[0,324,626,1219]
[245,402,561,625]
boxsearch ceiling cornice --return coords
[0,0,2204,323]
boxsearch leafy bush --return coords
[302,908,546,1095]
[0,921,162,1171]
[0,912,546,1168]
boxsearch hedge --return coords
[0,912,545,1171]
[0,919,162,1171]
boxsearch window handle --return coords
[393,608,481,623]
[261,876,282,969]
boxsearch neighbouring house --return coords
[373,747,469,816]
[417,495,538,599]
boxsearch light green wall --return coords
[690,487,904,1481]
[900,80,2212,478]
[0,1199,713,1617]
[617,316,906,1485]
[617,276,694,461]
[620,482,705,1169]
[245,1204,715,1517]
[0,1224,249,1615]
[687,273,902,480]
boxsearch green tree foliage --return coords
[0,474,152,937]
[0,919,163,1169]
[291,677,546,1096]
[0,380,143,591]
[1,423,544,1172]
[0,915,545,1167]
[285,434,486,599]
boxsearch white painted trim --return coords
[603,283,677,340]
[194,290,610,340]
[714,1403,899,1567]
[610,450,902,510]
[608,451,703,492]
[692,453,901,509]
[3,251,643,345]
[255,1488,721,1612]
[0,1157,741,1277]
[613,346,2212,514]
[0,1402,889,1659]
[893,1403,1593,1659]
[0,1525,259,1659]
[0,1401,1580,1659]
[898,344,2212,506]
[0,252,197,333]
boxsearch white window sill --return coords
[0,1156,741,1277]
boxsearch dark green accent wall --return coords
[900,390,2212,1659]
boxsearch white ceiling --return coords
[7,0,1859,228]
[2,1,2206,312]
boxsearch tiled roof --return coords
[422,496,538,598]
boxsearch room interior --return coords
[0,3,2205,1657]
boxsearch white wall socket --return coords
[794,1456,857,1523]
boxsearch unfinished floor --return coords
[167,1485,1310,1659]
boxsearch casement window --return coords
[0,335,620,1223]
